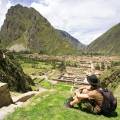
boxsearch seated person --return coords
[66,75,104,114]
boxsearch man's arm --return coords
[77,93,89,99]
[77,90,95,99]
[79,85,91,90]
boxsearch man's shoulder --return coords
[88,89,101,97]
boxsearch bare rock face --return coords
[0,83,13,108]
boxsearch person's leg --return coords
[70,97,81,106]
[69,88,89,107]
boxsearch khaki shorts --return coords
[78,99,101,114]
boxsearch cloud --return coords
[0,0,120,45]
[9,0,38,6]
[31,0,120,44]
[0,0,38,29]
[0,0,11,29]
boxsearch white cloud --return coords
[0,0,12,29]
[0,0,120,45]
[31,0,120,44]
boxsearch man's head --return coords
[86,74,100,87]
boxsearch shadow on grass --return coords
[65,97,118,118]
[73,106,118,118]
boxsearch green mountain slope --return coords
[87,23,120,55]
[0,4,83,55]
[57,29,86,50]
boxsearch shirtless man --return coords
[66,74,103,114]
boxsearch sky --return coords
[0,0,120,45]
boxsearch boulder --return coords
[0,83,13,108]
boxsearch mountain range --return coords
[0,4,120,55]
[0,4,84,55]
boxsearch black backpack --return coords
[97,88,117,115]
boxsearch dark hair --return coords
[87,74,100,86]
[91,84,100,90]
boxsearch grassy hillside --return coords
[0,4,81,55]
[87,23,120,55]
[100,68,120,90]
[5,83,120,120]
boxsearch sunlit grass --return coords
[6,83,120,120]
[18,58,53,75]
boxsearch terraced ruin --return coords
[0,53,120,120]
[25,54,119,84]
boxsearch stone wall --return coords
[0,83,13,108]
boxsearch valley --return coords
[0,3,120,120]
[3,53,120,120]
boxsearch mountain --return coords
[87,23,120,55]
[0,4,83,55]
[57,30,85,50]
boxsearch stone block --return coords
[0,83,13,108]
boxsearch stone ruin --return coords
[0,83,13,108]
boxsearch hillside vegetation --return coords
[87,23,120,55]
[0,52,34,92]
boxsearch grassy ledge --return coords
[5,83,120,120]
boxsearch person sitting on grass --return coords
[65,74,117,116]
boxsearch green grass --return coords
[34,78,53,89]
[17,58,53,75]
[5,83,120,120]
